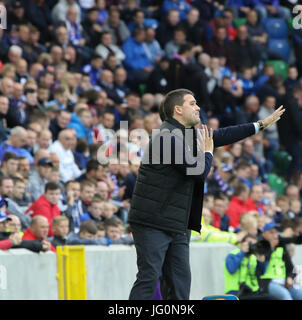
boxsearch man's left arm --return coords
[213,106,285,148]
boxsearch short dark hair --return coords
[178,43,194,55]
[80,220,98,234]
[0,176,13,187]
[3,152,19,163]
[86,159,102,173]
[159,88,194,121]
[233,183,249,196]
[45,182,61,193]
[104,217,120,229]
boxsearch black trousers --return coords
[129,223,191,300]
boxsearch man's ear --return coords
[174,105,182,115]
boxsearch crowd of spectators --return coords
[0,0,302,295]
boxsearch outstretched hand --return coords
[197,125,213,154]
[262,105,285,129]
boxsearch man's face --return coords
[57,27,68,44]
[81,186,95,203]
[67,182,81,200]
[109,11,120,25]
[60,132,74,150]
[5,159,19,176]
[102,113,115,129]
[38,165,51,179]
[97,182,108,200]
[238,26,248,40]
[262,228,279,247]
[54,221,69,237]
[19,158,30,177]
[0,220,8,232]
[1,78,14,96]
[7,216,21,233]
[38,132,51,149]
[45,189,61,205]
[13,181,25,199]
[251,186,263,203]
[106,226,121,240]
[222,78,232,91]
[168,10,179,25]
[175,94,200,127]
[32,219,49,239]
[19,26,30,42]
[58,111,71,128]
[0,96,9,115]
[1,179,14,197]
[89,202,103,219]
[216,28,227,41]
[264,96,276,109]
[80,111,93,128]
[55,92,67,106]
[213,199,225,216]
[286,187,299,200]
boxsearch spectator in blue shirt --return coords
[67,108,94,144]
[250,0,291,20]
[122,27,154,91]
[142,27,164,64]
[82,54,103,86]
[0,126,34,164]
[162,0,191,21]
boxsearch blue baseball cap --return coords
[262,221,278,233]
[37,158,53,167]
[221,164,233,172]
[0,211,11,223]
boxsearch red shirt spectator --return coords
[226,183,250,228]
[22,215,56,253]
[245,184,265,215]
[25,182,61,236]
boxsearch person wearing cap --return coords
[259,221,302,300]
[28,157,52,201]
[207,163,234,196]
[224,234,272,299]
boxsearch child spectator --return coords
[237,67,254,96]
[96,220,105,238]
[287,199,302,219]
[80,196,104,223]
[66,220,108,245]
[48,216,69,248]
[104,217,133,244]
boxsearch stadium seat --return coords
[266,60,288,79]
[263,18,288,39]
[267,173,285,195]
[268,39,290,62]
[233,18,246,28]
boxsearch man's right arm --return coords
[225,251,245,274]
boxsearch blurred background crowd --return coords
[0,0,301,299]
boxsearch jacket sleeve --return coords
[213,123,256,148]
[0,239,12,250]
[151,130,213,182]
[225,251,245,274]
[14,240,44,253]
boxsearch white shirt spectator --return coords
[49,139,81,183]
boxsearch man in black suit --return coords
[128,88,284,300]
